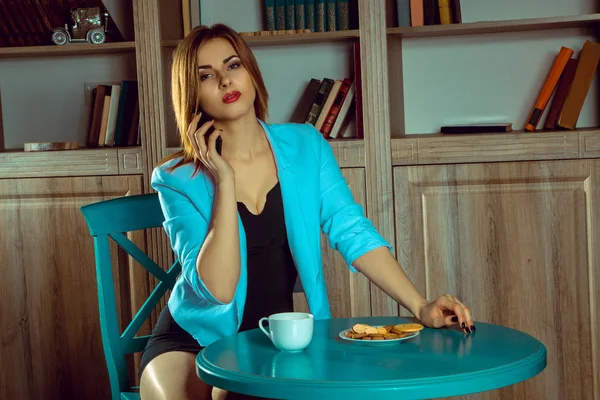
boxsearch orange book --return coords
[525,46,574,132]
[410,0,424,26]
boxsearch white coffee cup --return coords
[259,312,314,352]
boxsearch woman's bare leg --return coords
[140,351,213,400]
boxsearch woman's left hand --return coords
[417,294,475,333]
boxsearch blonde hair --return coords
[159,24,269,174]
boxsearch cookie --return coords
[365,326,379,335]
[393,323,424,333]
[352,324,369,334]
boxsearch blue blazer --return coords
[151,120,391,346]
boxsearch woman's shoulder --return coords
[264,121,325,151]
[151,155,210,194]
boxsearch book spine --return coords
[423,0,440,25]
[525,46,574,132]
[305,78,334,125]
[396,0,411,27]
[305,0,315,31]
[336,0,349,30]
[438,0,451,25]
[321,78,351,136]
[295,0,305,29]
[275,0,286,30]
[410,0,424,26]
[285,0,295,29]
[451,0,462,23]
[326,0,336,31]
[557,40,600,129]
[544,58,578,130]
[315,0,326,32]
[265,0,275,30]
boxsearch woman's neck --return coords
[215,111,269,161]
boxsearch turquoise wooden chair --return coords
[81,193,181,400]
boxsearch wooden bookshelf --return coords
[0,41,136,59]
[390,128,600,165]
[387,13,600,38]
[162,29,359,48]
[0,146,142,178]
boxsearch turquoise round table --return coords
[196,316,546,399]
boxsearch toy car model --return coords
[51,7,109,45]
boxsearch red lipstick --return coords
[222,91,241,103]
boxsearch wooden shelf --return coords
[166,138,365,168]
[0,147,142,178]
[391,128,600,166]
[162,30,359,48]
[0,41,136,59]
[387,13,600,38]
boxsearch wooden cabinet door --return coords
[294,167,373,318]
[394,159,600,400]
[0,176,144,400]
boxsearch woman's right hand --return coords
[187,113,234,184]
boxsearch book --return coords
[326,0,336,31]
[337,0,349,30]
[321,78,352,136]
[305,78,334,125]
[543,58,578,130]
[291,79,322,123]
[305,0,316,31]
[423,0,441,25]
[557,40,600,130]
[294,0,305,29]
[329,81,356,139]
[98,91,112,147]
[397,0,411,27]
[114,81,139,146]
[524,46,574,132]
[315,80,342,130]
[104,84,121,146]
[88,85,109,148]
[410,0,424,26]
[265,0,275,30]
[441,123,513,134]
[285,0,295,29]
[451,0,462,23]
[315,0,326,32]
[438,0,452,25]
[275,0,286,30]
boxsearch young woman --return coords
[140,23,475,400]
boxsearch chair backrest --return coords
[80,193,181,399]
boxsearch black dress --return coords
[237,181,298,332]
[139,181,298,383]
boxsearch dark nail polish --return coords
[466,326,471,333]
[471,325,476,332]
[452,316,458,323]
[461,322,466,329]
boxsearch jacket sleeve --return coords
[151,167,226,305]
[315,129,393,272]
